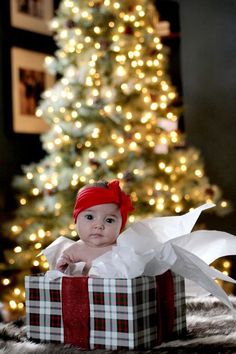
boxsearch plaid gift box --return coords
[25,271,186,350]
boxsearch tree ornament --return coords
[123,170,134,182]
[89,159,101,168]
[205,187,215,197]
[124,25,133,35]
[128,5,135,12]
[66,20,76,29]
[43,188,56,196]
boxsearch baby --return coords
[56,180,133,275]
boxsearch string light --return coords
[11,225,22,234]
[2,279,10,286]
[223,261,231,269]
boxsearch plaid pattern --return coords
[25,272,186,349]
[88,277,157,350]
[25,275,63,343]
[172,273,186,337]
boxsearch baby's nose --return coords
[94,221,105,230]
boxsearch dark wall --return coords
[0,2,56,218]
[179,0,236,233]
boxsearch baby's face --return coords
[76,203,122,248]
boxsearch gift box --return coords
[25,270,186,350]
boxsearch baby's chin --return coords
[87,239,115,248]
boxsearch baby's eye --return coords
[106,218,115,224]
[85,214,93,220]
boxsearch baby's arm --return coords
[56,241,83,272]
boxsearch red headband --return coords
[73,180,133,231]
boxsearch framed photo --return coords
[10,0,54,35]
[11,46,54,134]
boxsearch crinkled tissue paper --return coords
[42,204,236,312]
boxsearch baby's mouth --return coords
[90,233,103,238]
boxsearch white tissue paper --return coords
[42,203,236,311]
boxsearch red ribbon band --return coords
[62,276,90,349]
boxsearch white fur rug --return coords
[1,296,236,354]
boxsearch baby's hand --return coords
[56,255,72,273]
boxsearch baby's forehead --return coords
[84,203,120,214]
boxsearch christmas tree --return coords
[0,0,230,319]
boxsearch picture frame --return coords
[10,0,54,36]
[11,46,54,134]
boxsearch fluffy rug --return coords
[1,296,236,354]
